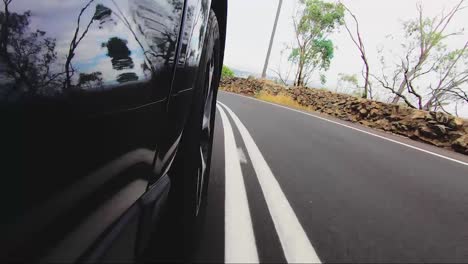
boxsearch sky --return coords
[223,0,468,116]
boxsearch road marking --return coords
[216,105,259,263]
[219,102,322,264]
[238,148,248,164]
[220,92,468,167]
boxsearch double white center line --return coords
[217,102,321,264]
[217,103,259,263]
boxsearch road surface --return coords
[193,91,468,263]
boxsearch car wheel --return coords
[169,8,221,257]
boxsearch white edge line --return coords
[216,104,259,264]
[219,102,322,264]
[219,91,468,167]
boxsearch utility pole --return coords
[262,0,283,79]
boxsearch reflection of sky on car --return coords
[6,0,179,88]
[74,47,147,86]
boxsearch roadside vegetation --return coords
[271,0,467,116]
[222,65,235,78]
[256,91,310,111]
[220,76,468,155]
[221,0,468,154]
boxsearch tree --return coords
[116,72,138,83]
[424,41,468,110]
[271,48,294,85]
[0,1,64,97]
[388,0,466,104]
[337,73,358,95]
[78,72,103,90]
[374,0,468,111]
[341,3,370,99]
[101,37,139,85]
[64,0,112,89]
[101,37,134,70]
[222,65,234,78]
[127,0,183,66]
[290,0,344,87]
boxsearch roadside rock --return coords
[220,77,468,155]
[452,135,468,154]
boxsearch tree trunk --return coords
[391,55,427,103]
[295,58,304,87]
[423,92,441,111]
[362,58,369,99]
[64,53,73,90]
[391,78,409,104]
[1,1,10,54]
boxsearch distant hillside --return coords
[230,67,288,84]
[230,67,325,88]
[231,68,258,78]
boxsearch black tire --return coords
[168,9,221,260]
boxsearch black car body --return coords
[0,0,226,261]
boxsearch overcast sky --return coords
[223,0,468,115]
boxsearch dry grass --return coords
[255,91,310,111]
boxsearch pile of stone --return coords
[220,77,468,155]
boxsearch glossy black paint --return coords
[0,0,226,261]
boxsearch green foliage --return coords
[319,73,327,85]
[222,65,234,78]
[337,73,361,96]
[377,1,468,110]
[298,0,345,37]
[290,0,344,86]
[403,18,444,49]
[339,73,358,86]
[313,39,334,69]
[289,40,334,72]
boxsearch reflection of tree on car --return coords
[0,0,114,97]
[117,72,139,83]
[102,37,135,71]
[0,3,62,98]
[78,71,103,90]
[129,0,183,67]
[0,0,156,97]
[64,0,112,89]
[0,0,227,261]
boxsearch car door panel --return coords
[153,0,212,178]
[0,0,182,261]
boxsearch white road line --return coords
[216,105,259,264]
[238,148,248,164]
[219,102,321,264]
[220,92,468,167]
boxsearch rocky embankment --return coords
[220,77,468,155]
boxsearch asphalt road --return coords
[193,91,468,263]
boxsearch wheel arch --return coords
[211,0,227,70]
[152,0,225,179]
